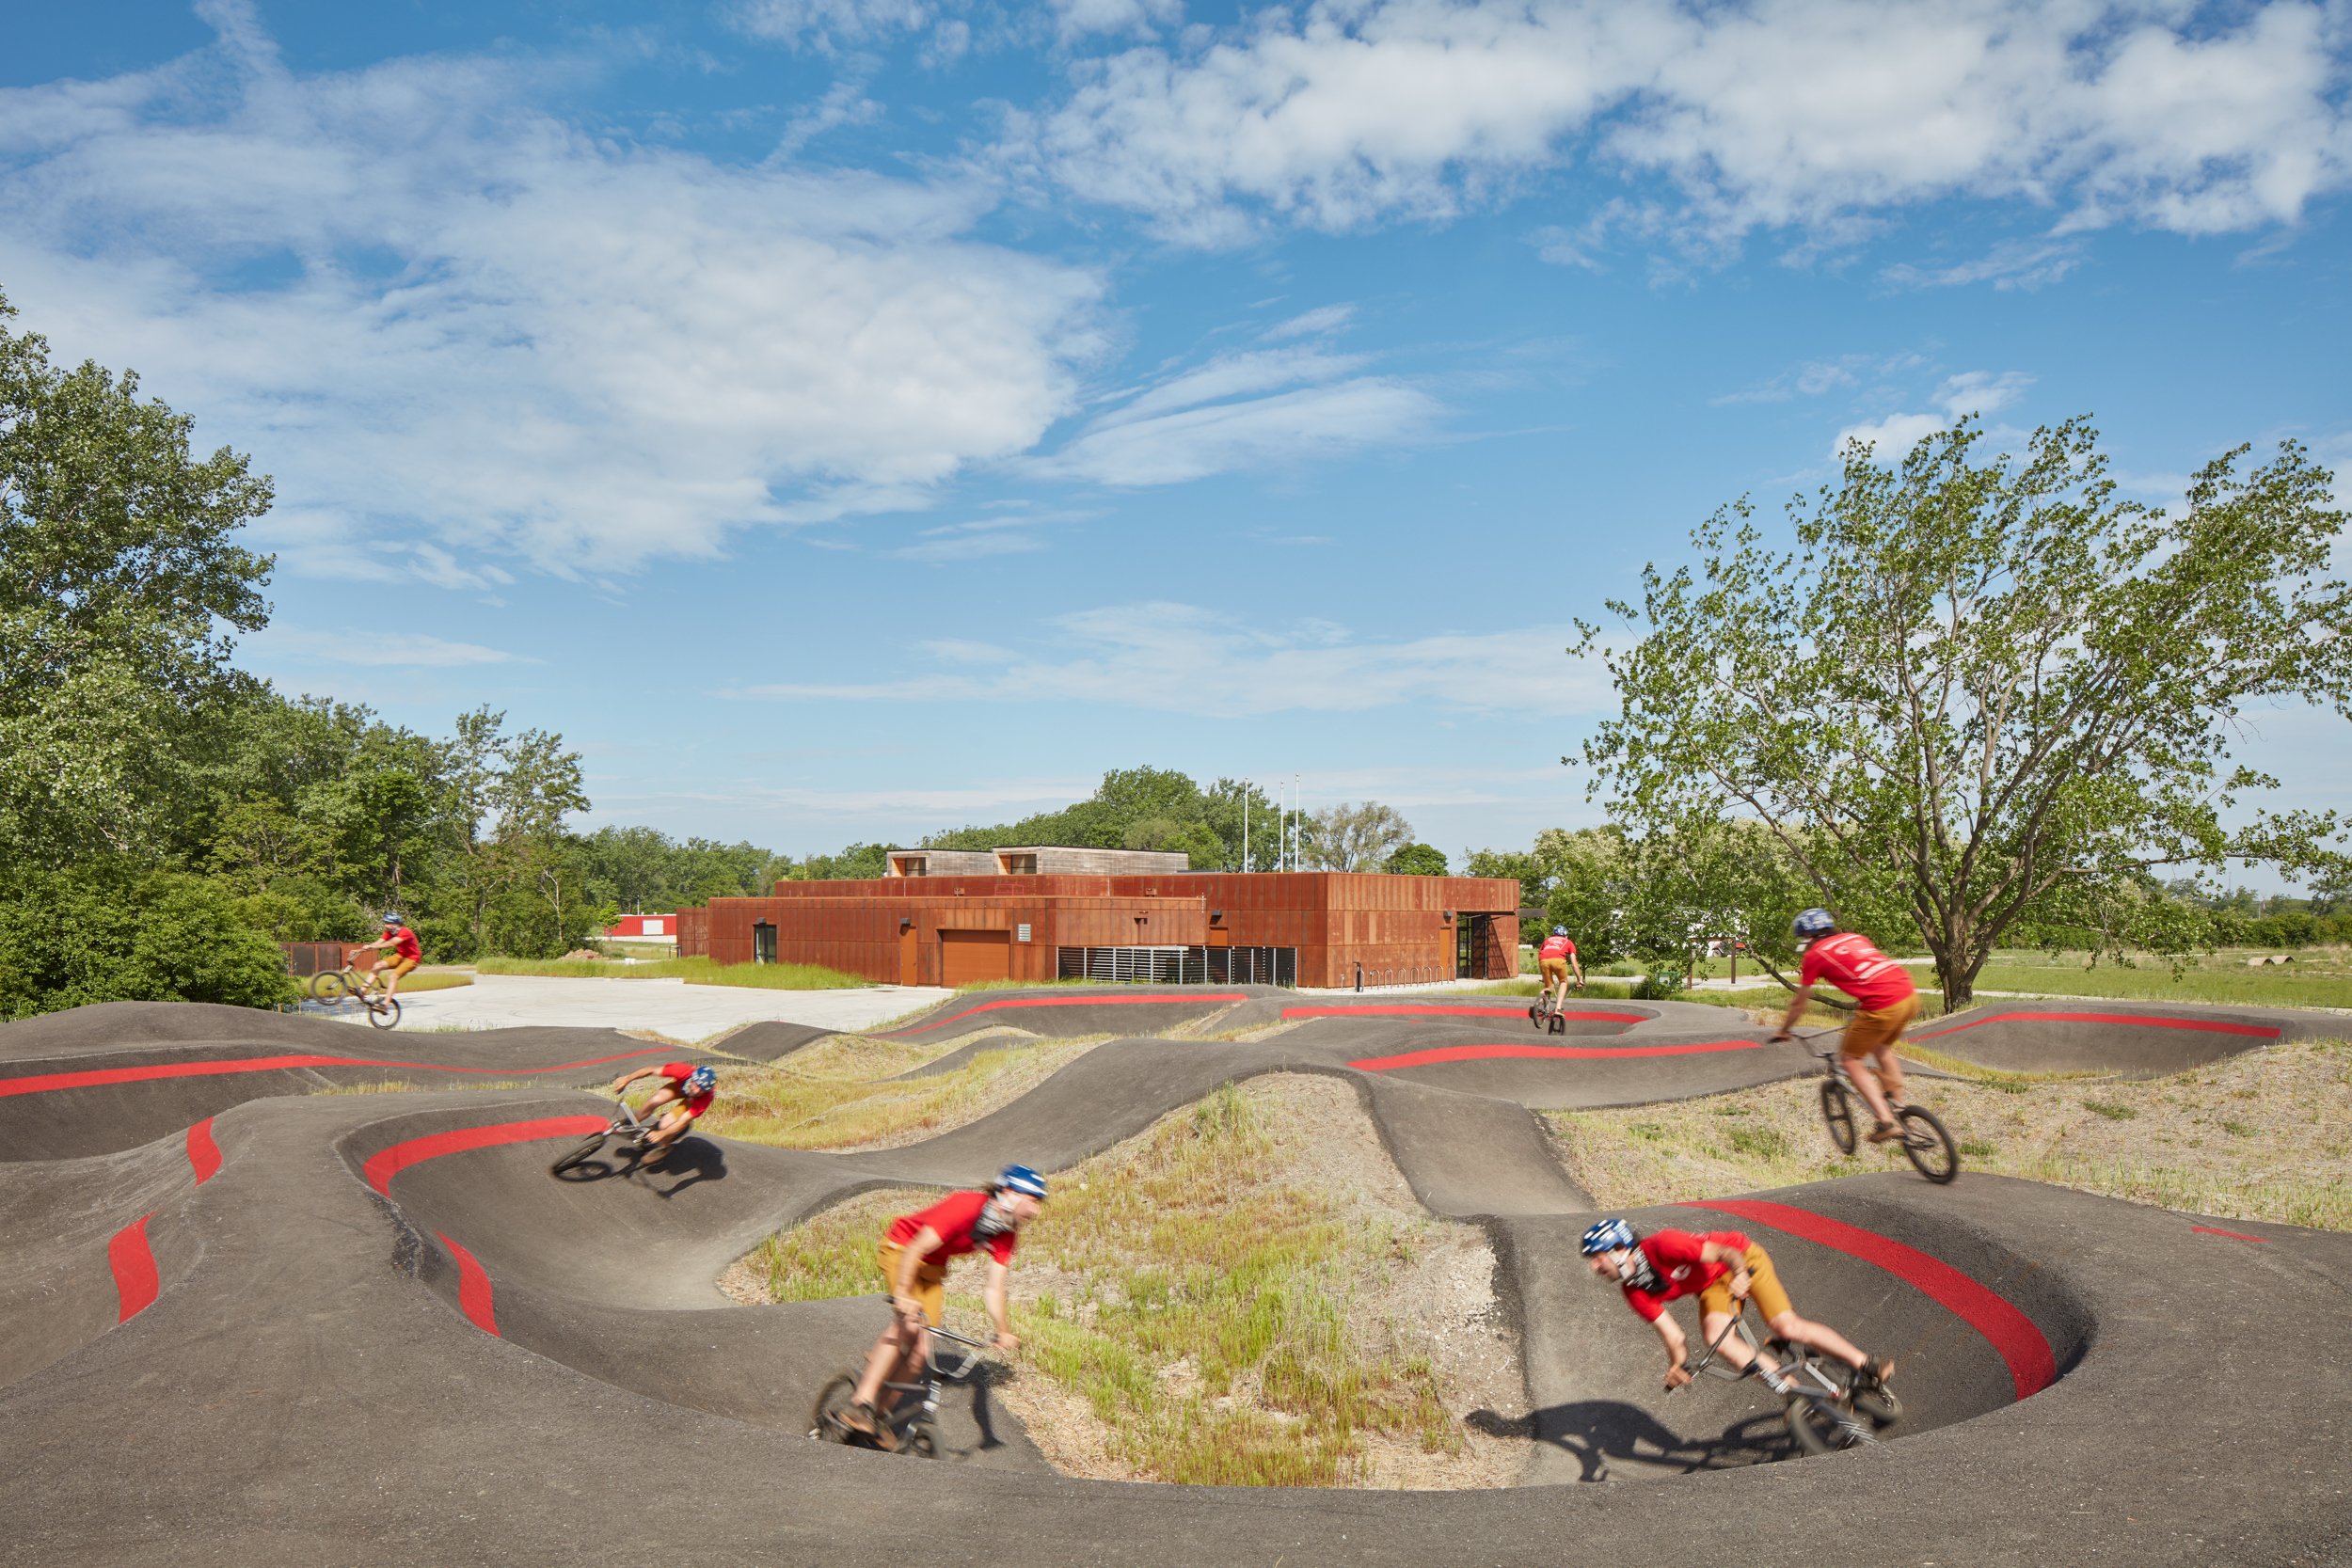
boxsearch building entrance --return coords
[753,921,777,965]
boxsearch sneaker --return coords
[1866,1121,1901,1144]
[1852,1355,1896,1390]
[836,1401,897,1451]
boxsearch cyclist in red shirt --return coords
[1580,1218,1893,1396]
[607,1060,716,1166]
[1535,926,1584,1013]
[1772,908,1917,1143]
[355,912,423,1006]
[837,1164,1047,1450]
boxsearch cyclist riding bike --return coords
[838,1165,1048,1451]
[1580,1218,1894,1397]
[1772,909,1917,1144]
[355,912,422,1006]
[1536,926,1584,1012]
[606,1061,717,1167]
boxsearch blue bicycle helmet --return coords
[1550,926,1568,937]
[685,1065,717,1095]
[996,1164,1048,1200]
[1792,908,1836,943]
[380,911,404,927]
[1580,1218,1638,1256]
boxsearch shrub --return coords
[0,867,297,1017]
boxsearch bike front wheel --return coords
[1897,1105,1960,1184]
[1851,1382,1903,1425]
[1820,1079,1857,1155]
[809,1373,861,1443]
[548,1131,613,1178]
[900,1426,937,1459]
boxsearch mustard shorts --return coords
[1842,992,1919,1057]
[1697,1243,1793,1323]
[876,1243,947,1327]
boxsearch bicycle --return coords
[809,1321,994,1459]
[1676,1292,1901,1456]
[1527,985,1582,1036]
[1798,1030,1959,1183]
[311,962,403,1030]
[548,1097,662,1178]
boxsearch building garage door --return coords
[939,929,1012,986]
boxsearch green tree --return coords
[1573,419,2352,1008]
[0,291,275,870]
[1302,800,1415,872]
[1387,843,1449,876]
[0,868,295,1016]
[1466,847,1546,905]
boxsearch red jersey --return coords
[887,1190,1017,1268]
[1537,935,1577,962]
[1799,931,1916,1011]
[384,927,422,964]
[659,1061,715,1118]
[1618,1227,1751,1323]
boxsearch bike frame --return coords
[1678,1297,1879,1450]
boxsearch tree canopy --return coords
[1571,418,2352,1006]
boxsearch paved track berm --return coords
[2,989,2346,1567]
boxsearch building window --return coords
[898,856,928,878]
[1002,853,1038,875]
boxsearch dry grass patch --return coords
[727,1075,1526,1489]
[699,1035,1100,1151]
[1554,1037,2352,1231]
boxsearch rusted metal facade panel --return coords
[683,871,1518,987]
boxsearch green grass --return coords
[1968,954,2352,1010]
[702,1035,1099,1150]
[2083,1099,2138,1120]
[473,955,868,990]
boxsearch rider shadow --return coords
[1472,1401,1791,1482]
[641,1138,727,1199]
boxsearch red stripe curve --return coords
[891,991,1247,1037]
[436,1231,501,1336]
[108,1214,160,1323]
[363,1115,607,1196]
[1351,1038,1762,1070]
[2192,1224,2269,1243]
[1912,1009,2278,1042]
[1683,1197,2057,1400]
[1285,1005,1649,1022]
[0,1046,675,1100]
[185,1118,222,1184]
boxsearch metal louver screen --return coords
[1056,946,1296,987]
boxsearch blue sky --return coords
[5,0,2348,874]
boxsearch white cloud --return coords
[1835,412,1948,460]
[1882,237,2087,291]
[1263,303,1355,339]
[730,0,932,50]
[727,601,1609,716]
[1935,370,2034,418]
[1027,0,2352,249]
[1042,342,1440,484]
[1051,0,1184,40]
[0,7,1105,579]
[249,628,536,667]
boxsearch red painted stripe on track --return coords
[1285,1005,1648,1022]
[1683,1197,2057,1400]
[1350,1038,1761,1070]
[1912,1009,2278,1042]
[185,1118,221,1184]
[890,992,1247,1037]
[363,1116,606,1196]
[108,1213,159,1323]
[0,1046,675,1100]
[436,1231,501,1335]
[2192,1224,2268,1243]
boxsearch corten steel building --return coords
[676,850,1521,990]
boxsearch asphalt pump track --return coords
[2,990,2347,1567]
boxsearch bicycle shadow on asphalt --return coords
[548,1137,729,1198]
[1470,1402,1790,1482]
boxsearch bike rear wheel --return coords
[1897,1105,1960,1184]
[368,995,402,1029]
[1820,1079,1857,1155]
[313,970,350,1004]
[548,1131,613,1177]
[809,1373,861,1443]
[1782,1393,1839,1455]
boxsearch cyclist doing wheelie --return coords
[1536,927,1583,1014]
[837,1165,1047,1451]
[1580,1218,1894,1399]
[606,1061,716,1167]
[355,912,422,1006]
[1773,909,1916,1145]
